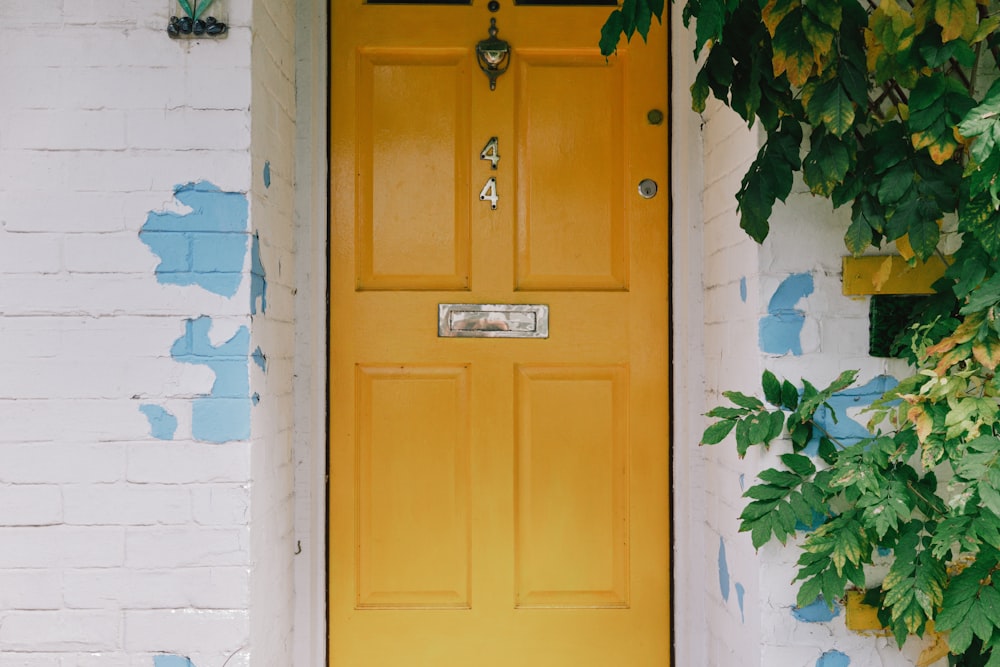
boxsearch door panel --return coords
[515,50,626,290]
[330,1,669,664]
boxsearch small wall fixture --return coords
[476,19,510,91]
[167,0,228,38]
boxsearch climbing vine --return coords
[601,0,1000,662]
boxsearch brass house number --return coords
[479,136,499,210]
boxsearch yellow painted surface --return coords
[842,255,948,295]
[330,1,670,664]
[844,592,949,666]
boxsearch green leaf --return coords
[781,380,799,410]
[806,80,855,137]
[600,10,625,56]
[722,391,765,410]
[694,0,726,55]
[843,205,874,258]
[767,409,786,442]
[781,452,816,477]
[803,130,851,196]
[192,0,215,20]
[702,419,737,445]
[759,468,802,487]
[706,406,750,419]
[905,217,940,261]
[762,370,782,405]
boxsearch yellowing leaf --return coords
[762,0,800,37]
[896,234,916,261]
[872,255,894,291]
[772,11,817,86]
[934,0,978,42]
[908,406,934,441]
[973,337,1000,370]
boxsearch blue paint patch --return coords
[140,181,249,297]
[796,510,828,531]
[718,537,730,601]
[739,473,745,491]
[139,404,178,440]
[263,161,271,188]
[250,232,267,315]
[817,650,851,667]
[739,277,747,303]
[154,657,195,667]
[807,375,899,453]
[793,596,840,622]
[252,346,267,372]
[759,273,814,355]
[252,392,260,405]
[171,317,251,443]
[735,582,746,622]
[877,546,892,557]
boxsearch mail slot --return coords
[438,304,549,338]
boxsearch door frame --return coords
[289,0,706,663]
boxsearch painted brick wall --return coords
[0,2,262,665]
[248,0,299,664]
[678,19,947,665]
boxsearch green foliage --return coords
[599,0,1000,659]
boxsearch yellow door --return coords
[329,1,669,664]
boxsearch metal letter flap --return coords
[438,304,549,338]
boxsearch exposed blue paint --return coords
[263,160,271,188]
[807,375,899,454]
[252,346,267,372]
[796,510,828,531]
[739,276,747,303]
[139,404,178,440]
[739,473,745,491]
[735,582,746,622]
[817,650,851,667]
[140,181,249,297]
[877,546,892,556]
[252,392,260,405]
[793,596,840,622]
[154,657,195,667]
[171,317,251,443]
[718,537,730,601]
[759,273,814,355]
[250,232,267,315]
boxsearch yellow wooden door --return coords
[329,1,669,664]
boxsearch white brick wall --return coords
[0,0,259,663]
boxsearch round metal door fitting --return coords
[638,179,658,199]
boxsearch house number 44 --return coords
[479,137,499,210]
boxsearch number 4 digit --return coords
[480,136,499,169]
[479,177,498,210]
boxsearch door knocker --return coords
[476,19,510,91]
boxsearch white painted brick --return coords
[0,570,63,610]
[0,233,63,274]
[63,484,191,526]
[0,190,128,233]
[126,442,249,484]
[123,609,248,653]
[191,484,249,525]
[0,485,62,526]
[0,611,121,652]
[0,655,63,667]
[3,111,127,151]
[126,109,251,151]
[0,444,125,483]
[0,527,124,568]
[62,233,158,274]
[125,527,248,567]
[63,566,250,610]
